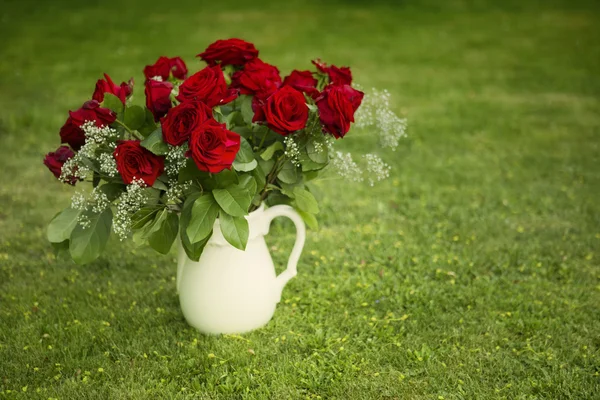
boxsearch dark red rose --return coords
[197,38,259,66]
[60,100,117,150]
[254,86,308,136]
[143,56,188,81]
[160,102,213,146]
[177,65,238,107]
[283,70,319,98]
[231,58,281,101]
[44,146,76,184]
[316,84,364,139]
[113,140,164,186]
[92,73,133,104]
[312,59,352,86]
[188,120,240,174]
[145,79,174,121]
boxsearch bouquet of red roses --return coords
[45,38,404,265]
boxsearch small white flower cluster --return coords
[113,179,148,241]
[151,76,163,82]
[70,187,111,229]
[166,179,191,203]
[165,144,187,177]
[81,121,118,146]
[98,152,118,177]
[59,121,119,183]
[362,153,390,186]
[284,136,301,167]
[331,151,363,183]
[353,87,407,150]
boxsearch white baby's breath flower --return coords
[165,144,188,178]
[362,153,390,186]
[284,136,301,167]
[331,151,363,182]
[113,178,148,241]
[354,86,407,150]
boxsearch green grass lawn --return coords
[1,0,600,398]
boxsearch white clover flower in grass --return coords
[362,153,390,186]
[113,179,148,241]
[353,86,407,151]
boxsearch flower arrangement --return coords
[45,38,406,265]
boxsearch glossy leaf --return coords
[293,187,319,214]
[219,211,249,250]
[277,160,300,184]
[235,137,254,163]
[297,209,319,230]
[141,127,168,155]
[186,194,219,243]
[148,211,179,254]
[213,185,252,217]
[233,159,258,172]
[124,105,146,131]
[69,208,113,265]
[102,93,124,115]
[260,141,284,161]
[240,95,254,125]
[47,207,81,243]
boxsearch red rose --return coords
[113,140,164,186]
[231,58,281,101]
[143,56,188,81]
[145,79,174,121]
[160,102,213,146]
[254,86,308,136]
[282,70,319,98]
[92,73,133,104]
[316,84,364,139]
[177,65,238,107]
[188,120,240,174]
[60,100,117,150]
[312,59,352,86]
[197,38,258,66]
[44,146,76,184]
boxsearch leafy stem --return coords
[115,119,143,140]
[249,154,287,212]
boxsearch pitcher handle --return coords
[263,205,306,302]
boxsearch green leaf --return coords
[152,179,169,191]
[147,211,179,254]
[186,194,219,243]
[213,169,238,189]
[131,207,161,230]
[297,209,319,230]
[233,159,258,172]
[47,208,81,243]
[179,193,211,261]
[239,174,257,197]
[235,137,254,163]
[231,125,252,139]
[98,183,126,201]
[213,185,252,217]
[141,127,168,155]
[293,187,319,214]
[260,141,284,161]
[181,227,211,261]
[251,160,267,190]
[240,95,254,125]
[101,93,124,115]
[124,105,146,131]
[219,211,249,250]
[225,111,243,130]
[138,108,159,137]
[51,239,71,260]
[306,140,329,164]
[69,208,113,265]
[178,159,203,183]
[277,160,300,184]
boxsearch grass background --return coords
[1,0,599,398]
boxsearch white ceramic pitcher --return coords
[176,204,306,334]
